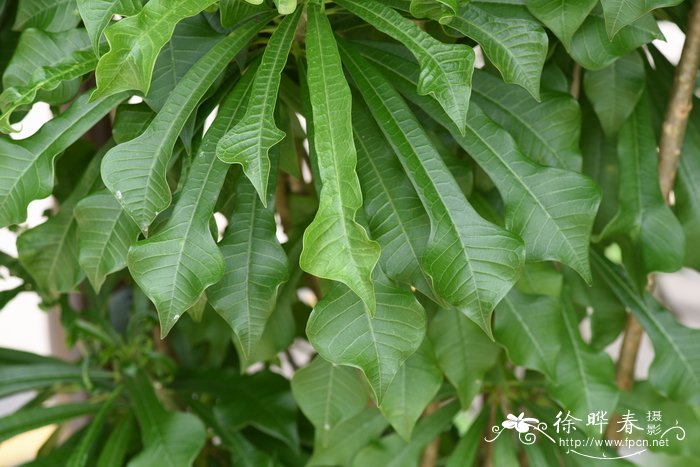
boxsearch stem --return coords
[570,63,582,99]
[420,402,442,467]
[612,0,700,421]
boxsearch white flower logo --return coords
[502,412,539,433]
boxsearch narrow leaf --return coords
[96,414,136,467]
[66,387,122,467]
[215,8,301,202]
[101,16,271,233]
[128,64,258,337]
[76,0,142,54]
[447,2,548,100]
[91,0,218,99]
[0,363,110,398]
[299,2,380,313]
[342,43,524,332]
[306,274,426,403]
[291,357,369,446]
[0,403,101,443]
[336,0,475,133]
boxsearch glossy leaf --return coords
[526,0,597,48]
[599,94,684,275]
[101,16,270,233]
[128,65,257,337]
[342,43,524,333]
[336,0,475,133]
[216,7,301,202]
[494,288,562,380]
[76,0,142,54]
[583,51,646,136]
[601,0,681,38]
[429,309,500,407]
[126,372,206,467]
[593,252,700,405]
[14,0,82,32]
[307,274,426,403]
[299,2,380,314]
[291,357,369,446]
[549,296,619,435]
[447,2,548,100]
[91,0,218,99]
[379,340,443,441]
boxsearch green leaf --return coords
[342,43,524,333]
[601,0,681,38]
[207,168,289,362]
[429,308,499,407]
[446,410,488,467]
[446,2,548,100]
[379,340,443,441]
[215,8,300,202]
[308,408,388,467]
[336,0,475,133]
[213,372,299,449]
[583,51,646,136]
[91,0,219,99]
[354,400,459,467]
[352,100,431,293]
[17,147,106,297]
[220,0,273,28]
[0,33,96,133]
[0,363,110,398]
[14,0,81,32]
[74,191,140,292]
[125,372,206,467]
[66,388,122,467]
[599,94,684,275]
[274,0,297,15]
[96,414,136,467]
[525,0,597,48]
[291,357,369,446]
[112,102,155,143]
[0,91,124,228]
[409,0,458,22]
[592,252,700,405]
[128,67,258,338]
[101,16,271,233]
[366,48,600,283]
[299,2,380,314]
[494,288,562,380]
[549,295,619,435]
[0,403,101,443]
[76,0,142,54]
[569,11,662,70]
[307,273,426,403]
[471,70,583,171]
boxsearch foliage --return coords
[0,0,696,465]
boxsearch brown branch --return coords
[419,402,442,467]
[612,0,700,425]
[570,63,582,100]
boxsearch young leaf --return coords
[16,146,107,297]
[379,340,443,441]
[291,357,369,446]
[599,94,684,275]
[336,0,475,133]
[472,70,582,171]
[125,372,206,467]
[446,2,548,100]
[601,0,681,39]
[13,0,82,32]
[306,274,426,403]
[549,295,619,436]
[76,0,142,54]
[91,0,219,99]
[568,11,662,70]
[583,51,646,136]
[101,15,271,234]
[592,252,700,405]
[352,100,431,294]
[127,65,258,338]
[74,191,140,292]
[494,288,562,380]
[429,309,499,407]
[215,7,301,202]
[342,43,524,332]
[299,1,380,314]
[525,0,597,48]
